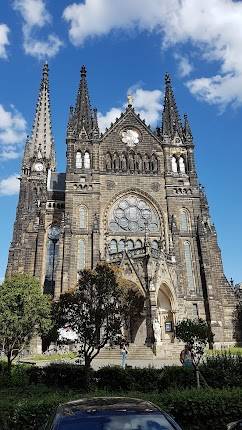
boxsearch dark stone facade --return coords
[6,65,238,348]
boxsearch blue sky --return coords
[0,0,242,283]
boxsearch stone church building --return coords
[6,64,238,350]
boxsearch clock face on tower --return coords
[33,162,44,172]
[121,129,140,147]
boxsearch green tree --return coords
[0,274,52,370]
[176,318,214,366]
[55,263,129,368]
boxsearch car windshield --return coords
[57,412,176,430]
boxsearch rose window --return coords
[108,195,160,233]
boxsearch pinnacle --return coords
[22,64,56,170]
[81,65,87,77]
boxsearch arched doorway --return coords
[157,285,175,343]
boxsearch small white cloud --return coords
[0,174,20,196]
[98,87,162,133]
[0,104,27,160]
[0,24,10,59]
[13,0,62,59]
[174,53,193,78]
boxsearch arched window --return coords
[44,226,60,295]
[184,241,195,291]
[136,154,143,173]
[180,209,190,232]
[80,206,87,229]
[120,153,127,171]
[171,156,178,173]
[151,154,158,172]
[127,239,134,250]
[76,151,82,169]
[151,240,159,250]
[179,156,186,173]
[109,239,118,254]
[135,239,142,249]
[144,154,150,172]
[129,153,135,171]
[113,153,119,171]
[106,153,112,171]
[118,239,125,252]
[84,152,90,169]
[78,239,85,271]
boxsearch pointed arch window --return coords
[109,239,118,254]
[127,239,134,250]
[180,209,190,232]
[184,241,195,291]
[44,225,60,295]
[84,152,90,169]
[171,156,178,173]
[76,151,82,169]
[179,156,186,173]
[106,153,112,171]
[118,239,125,252]
[80,206,87,229]
[135,239,142,249]
[78,239,85,271]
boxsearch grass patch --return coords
[21,352,77,362]
[206,347,242,356]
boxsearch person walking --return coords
[120,342,128,369]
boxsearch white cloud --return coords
[0,174,20,196]
[98,87,162,133]
[13,0,62,59]
[63,0,242,107]
[174,53,193,78]
[0,24,10,59]
[0,104,27,161]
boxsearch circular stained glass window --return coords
[109,195,160,233]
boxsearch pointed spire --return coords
[71,65,93,137]
[183,113,193,143]
[162,73,183,140]
[23,63,56,170]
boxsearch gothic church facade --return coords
[6,64,238,347]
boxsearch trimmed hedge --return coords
[0,387,241,430]
[27,363,95,390]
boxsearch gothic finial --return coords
[127,94,133,106]
[183,113,193,142]
[71,65,93,136]
[165,72,171,85]
[81,65,87,77]
[162,72,183,140]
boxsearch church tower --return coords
[61,66,100,292]
[6,63,56,279]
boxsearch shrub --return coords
[96,366,135,391]
[28,363,95,391]
[158,366,197,392]
[200,354,242,388]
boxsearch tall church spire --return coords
[23,63,55,170]
[162,73,183,140]
[71,65,93,137]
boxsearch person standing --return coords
[180,344,194,367]
[120,342,128,369]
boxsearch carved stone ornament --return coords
[121,129,140,147]
[151,182,160,192]
[106,180,115,190]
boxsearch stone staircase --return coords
[92,343,181,368]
